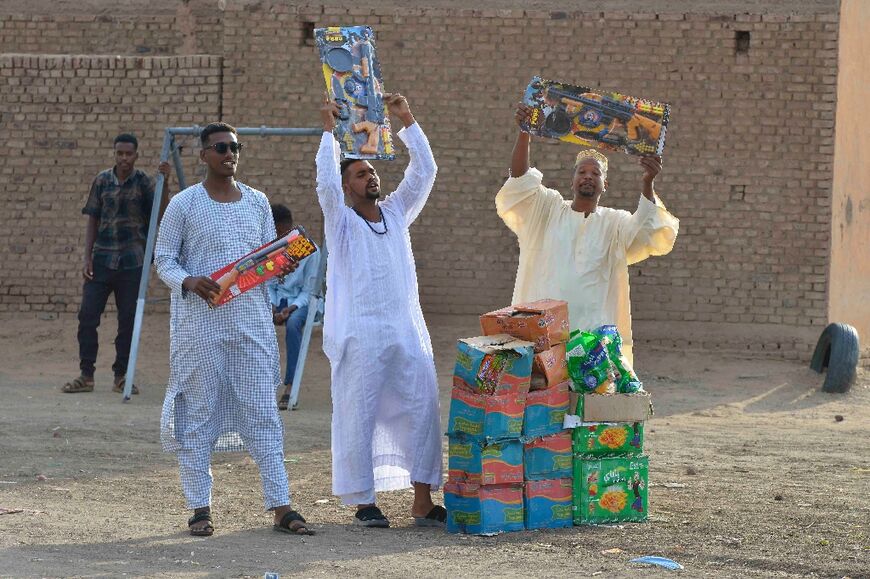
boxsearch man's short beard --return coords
[365,189,380,199]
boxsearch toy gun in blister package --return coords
[351,40,386,154]
[524,77,669,156]
[208,226,317,308]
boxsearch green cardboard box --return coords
[571,421,644,457]
[573,455,648,525]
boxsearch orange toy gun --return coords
[208,226,317,307]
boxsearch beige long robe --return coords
[496,167,679,364]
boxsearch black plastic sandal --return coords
[354,505,390,528]
[413,505,446,528]
[274,509,315,535]
[188,510,214,536]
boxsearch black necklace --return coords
[353,206,388,235]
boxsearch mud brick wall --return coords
[0,54,222,314]
[0,3,844,358]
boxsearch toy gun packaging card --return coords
[315,25,394,160]
[207,226,317,307]
[521,76,670,157]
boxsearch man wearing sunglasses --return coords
[62,133,171,395]
[154,122,313,537]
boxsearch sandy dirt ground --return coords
[0,311,867,578]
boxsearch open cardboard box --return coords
[565,391,652,425]
[453,334,535,396]
[480,299,569,353]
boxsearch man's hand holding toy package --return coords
[207,226,318,307]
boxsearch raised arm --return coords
[381,94,437,226]
[510,103,533,178]
[619,156,679,264]
[315,96,347,238]
[495,103,559,239]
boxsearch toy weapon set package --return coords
[521,76,670,156]
[315,25,394,160]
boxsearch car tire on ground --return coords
[809,323,859,394]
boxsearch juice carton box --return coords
[453,335,535,396]
[445,482,525,535]
[447,387,526,440]
[523,431,572,481]
[524,478,573,530]
[573,455,649,525]
[448,435,524,485]
[524,381,570,438]
[480,300,570,353]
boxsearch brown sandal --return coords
[112,376,140,395]
[61,376,94,393]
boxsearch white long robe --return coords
[496,167,679,364]
[316,123,442,502]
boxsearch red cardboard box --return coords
[531,343,569,390]
[480,300,570,353]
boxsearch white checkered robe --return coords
[316,123,443,505]
[155,182,289,510]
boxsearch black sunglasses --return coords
[203,141,243,155]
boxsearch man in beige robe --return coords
[496,104,679,364]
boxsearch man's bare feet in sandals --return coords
[188,507,214,536]
[61,375,94,393]
[112,375,140,395]
[273,505,315,535]
[411,482,446,528]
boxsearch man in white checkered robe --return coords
[154,122,312,536]
[315,94,445,528]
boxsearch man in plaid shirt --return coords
[62,133,170,394]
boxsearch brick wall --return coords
[0,4,843,355]
[0,54,222,313]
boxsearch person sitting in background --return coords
[268,203,321,410]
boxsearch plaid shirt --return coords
[82,167,156,270]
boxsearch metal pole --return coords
[123,129,173,401]
[289,239,327,410]
[170,135,188,191]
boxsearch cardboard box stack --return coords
[564,326,652,525]
[482,299,574,531]
[445,334,534,534]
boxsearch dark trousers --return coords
[77,263,142,378]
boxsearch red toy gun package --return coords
[208,226,317,307]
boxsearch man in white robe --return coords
[496,104,679,364]
[316,94,445,528]
[155,122,312,537]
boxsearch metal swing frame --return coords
[123,125,325,411]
